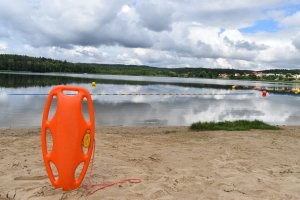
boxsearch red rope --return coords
[83,140,142,195]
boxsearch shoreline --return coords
[2,70,299,86]
[1,70,300,84]
[0,126,300,199]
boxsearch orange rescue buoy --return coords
[41,85,95,191]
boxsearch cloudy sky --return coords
[0,0,300,70]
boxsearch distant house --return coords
[286,73,293,78]
[265,73,275,77]
[218,73,228,78]
[253,71,263,78]
[292,74,300,79]
[234,73,241,77]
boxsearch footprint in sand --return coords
[14,175,48,180]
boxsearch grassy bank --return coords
[190,120,280,131]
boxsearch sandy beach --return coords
[0,126,300,200]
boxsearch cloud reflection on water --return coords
[0,82,299,127]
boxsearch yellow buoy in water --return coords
[293,88,299,94]
[232,85,236,90]
[92,82,96,88]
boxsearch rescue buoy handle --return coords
[41,90,56,186]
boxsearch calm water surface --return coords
[0,72,299,127]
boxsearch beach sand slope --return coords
[0,126,300,200]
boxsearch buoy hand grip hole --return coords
[81,97,90,123]
[48,95,57,122]
[50,162,59,181]
[46,128,53,154]
[75,162,84,180]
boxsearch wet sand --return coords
[0,126,300,200]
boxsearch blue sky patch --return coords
[278,3,300,16]
[239,19,279,33]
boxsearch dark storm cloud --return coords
[136,1,174,32]
[223,36,269,51]
[0,0,154,48]
[29,19,154,48]
[159,39,216,59]
[235,40,269,51]
[171,0,277,29]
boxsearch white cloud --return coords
[280,11,300,27]
[0,0,299,70]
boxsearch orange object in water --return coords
[262,90,267,97]
[41,85,95,191]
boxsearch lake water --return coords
[0,72,299,127]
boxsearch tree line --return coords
[1,54,299,80]
[0,54,96,73]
